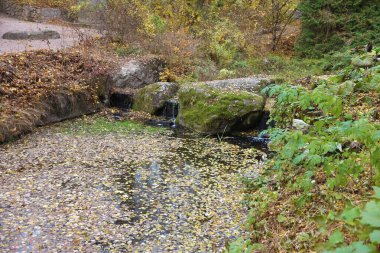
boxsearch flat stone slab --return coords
[200,76,270,93]
[2,30,60,40]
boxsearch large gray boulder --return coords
[133,82,179,115]
[177,83,265,134]
[201,76,269,92]
[112,57,166,89]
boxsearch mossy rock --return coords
[178,84,265,134]
[133,82,179,115]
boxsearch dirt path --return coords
[0,14,97,54]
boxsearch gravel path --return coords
[0,116,262,252]
[0,14,97,54]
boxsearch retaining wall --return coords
[0,0,70,22]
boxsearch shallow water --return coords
[0,116,263,252]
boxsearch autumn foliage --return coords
[0,50,110,142]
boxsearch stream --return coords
[0,115,264,252]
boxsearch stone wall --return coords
[0,0,70,22]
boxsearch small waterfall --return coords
[162,99,179,128]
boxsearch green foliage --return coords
[61,117,163,135]
[225,238,263,253]
[249,55,325,81]
[241,55,380,251]
[113,44,142,56]
[323,187,380,252]
[297,0,380,57]
[208,18,246,67]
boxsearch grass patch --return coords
[59,116,164,135]
[247,55,326,81]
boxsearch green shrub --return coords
[297,0,380,57]
[238,55,380,252]
[208,19,246,67]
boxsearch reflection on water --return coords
[112,138,261,252]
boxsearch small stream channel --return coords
[0,115,266,252]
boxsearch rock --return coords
[177,84,265,134]
[200,76,270,93]
[112,57,166,89]
[292,119,309,130]
[2,30,60,40]
[133,82,179,115]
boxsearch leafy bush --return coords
[236,55,380,252]
[297,0,380,57]
[323,187,380,252]
[208,18,246,67]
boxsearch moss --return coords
[133,83,163,114]
[178,84,265,133]
[133,82,179,115]
[59,117,164,135]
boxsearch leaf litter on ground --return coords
[0,115,264,252]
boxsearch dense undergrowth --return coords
[297,0,380,57]
[11,0,377,82]
[58,116,164,135]
[228,51,380,252]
